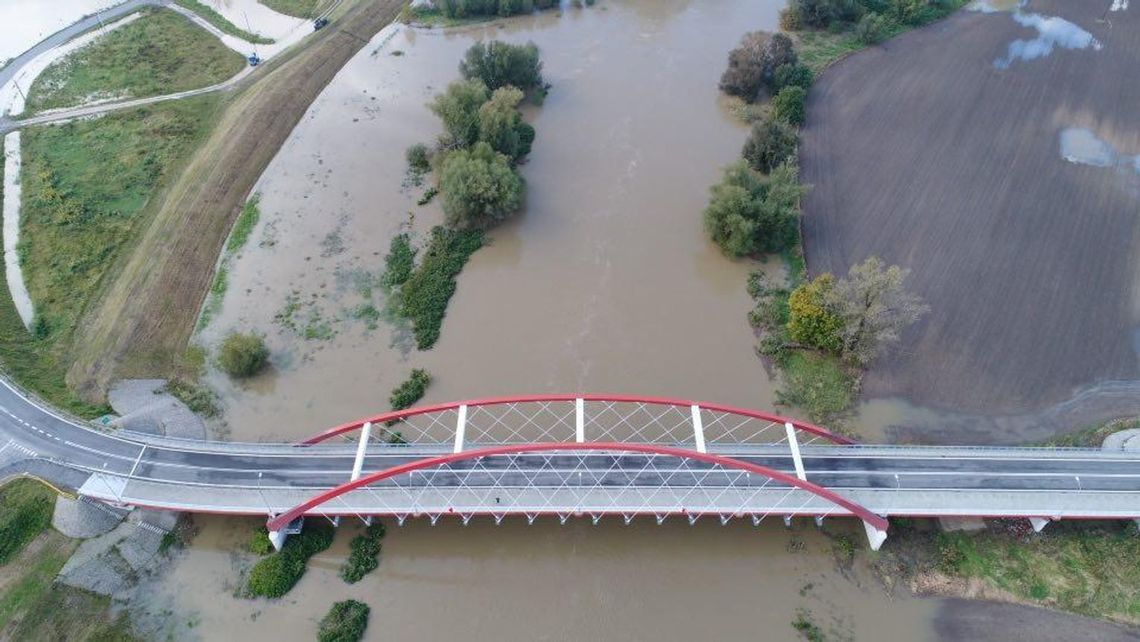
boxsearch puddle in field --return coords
[1060,127,1140,175]
[994,12,1101,69]
[200,0,782,443]
[130,515,939,641]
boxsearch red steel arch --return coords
[267,441,887,531]
[297,394,855,445]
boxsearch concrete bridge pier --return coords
[864,521,888,551]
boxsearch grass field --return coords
[16,98,219,413]
[173,0,275,44]
[880,519,1140,626]
[800,2,1140,422]
[67,0,405,400]
[261,0,323,19]
[25,8,244,113]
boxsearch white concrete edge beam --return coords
[691,405,706,453]
[453,405,467,453]
[785,422,806,481]
[575,398,585,443]
[350,421,372,482]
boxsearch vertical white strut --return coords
[575,398,585,443]
[454,405,468,453]
[785,422,806,481]
[691,405,706,453]
[351,422,372,482]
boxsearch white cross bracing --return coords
[346,400,829,450]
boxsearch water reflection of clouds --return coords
[994,13,1101,69]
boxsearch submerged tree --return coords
[430,79,490,148]
[459,40,544,91]
[439,142,525,228]
[477,86,534,161]
[217,332,269,378]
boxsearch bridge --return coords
[1,384,1138,551]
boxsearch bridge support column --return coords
[1029,517,1050,533]
[268,529,287,552]
[863,521,888,551]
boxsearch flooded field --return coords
[200,0,780,442]
[801,0,1140,437]
[133,515,939,641]
[0,0,119,62]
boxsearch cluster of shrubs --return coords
[720,32,812,104]
[318,600,370,642]
[780,0,960,45]
[720,32,811,126]
[419,40,544,229]
[707,37,813,258]
[395,226,485,350]
[389,369,431,411]
[246,522,335,599]
[340,522,386,584]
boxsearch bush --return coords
[381,233,416,289]
[742,117,798,174]
[399,226,485,349]
[340,522,386,584]
[787,274,844,352]
[772,63,814,93]
[459,40,543,91]
[406,143,431,173]
[439,142,525,228]
[217,332,269,378]
[773,86,807,126]
[390,369,431,411]
[855,12,891,44]
[318,600,370,642]
[246,522,335,599]
[248,526,274,556]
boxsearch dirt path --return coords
[800,1,1140,424]
[66,0,405,399]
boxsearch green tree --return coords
[773,86,807,126]
[430,79,490,148]
[405,143,431,173]
[742,117,798,173]
[703,160,804,257]
[439,141,525,228]
[217,332,268,378]
[827,257,929,366]
[788,0,864,29]
[459,40,544,91]
[787,273,844,352]
[477,86,533,161]
[318,600,370,642]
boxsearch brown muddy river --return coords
[198,0,783,443]
[169,1,945,639]
[134,515,937,641]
